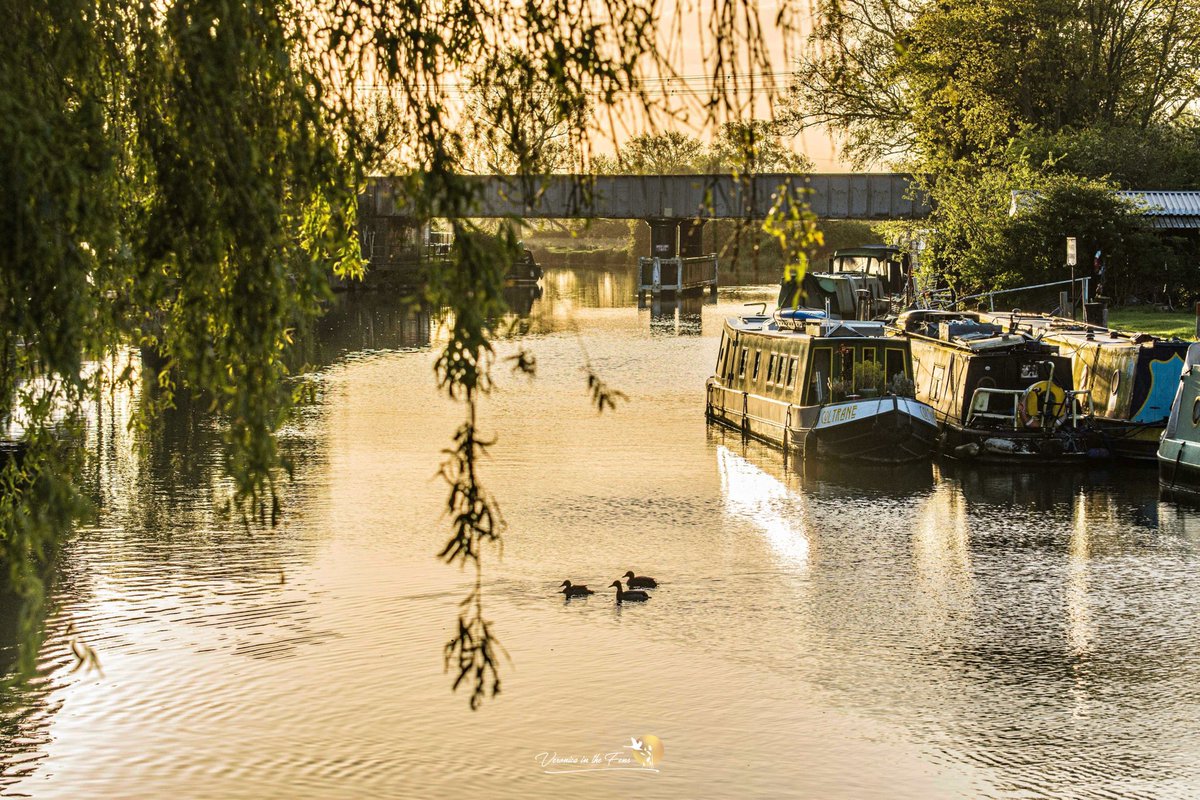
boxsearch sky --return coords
[585,0,847,170]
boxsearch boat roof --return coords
[726,315,889,340]
[895,309,1055,353]
[831,245,900,259]
[977,311,1189,348]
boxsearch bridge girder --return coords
[360,173,930,221]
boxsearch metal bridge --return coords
[355,173,929,294]
[360,173,929,221]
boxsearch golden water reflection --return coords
[3,275,1200,799]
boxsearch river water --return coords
[3,266,1200,799]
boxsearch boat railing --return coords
[954,277,1091,313]
[966,387,1093,430]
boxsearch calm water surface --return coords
[4,266,1200,798]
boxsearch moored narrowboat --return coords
[979,311,1189,460]
[779,245,914,320]
[893,310,1106,462]
[706,310,938,463]
[1158,344,1200,500]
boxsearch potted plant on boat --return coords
[853,360,886,397]
[886,374,916,398]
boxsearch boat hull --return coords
[706,387,938,463]
[936,422,1109,465]
[1095,420,1166,461]
[1159,438,1200,500]
[1156,348,1200,500]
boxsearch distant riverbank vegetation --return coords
[521,218,881,281]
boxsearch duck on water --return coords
[706,305,939,464]
[623,571,657,589]
[559,580,594,598]
[610,581,650,603]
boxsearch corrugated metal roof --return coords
[1012,189,1200,228]
[1118,191,1200,227]
[1140,214,1200,229]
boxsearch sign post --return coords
[1066,237,1077,319]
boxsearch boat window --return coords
[767,354,777,385]
[885,348,905,382]
[738,348,748,378]
[753,350,762,381]
[931,364,946,400]
[775,355,785,384]
[787,358,798,390]
[716,339,726,373]
[809,347,832,403]
[862,347,876,363]
[1111,369,1121,394]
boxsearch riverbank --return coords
[1107,308,1196,339]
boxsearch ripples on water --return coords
[3,266,1200,798]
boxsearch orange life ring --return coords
[1019,380,1067,428]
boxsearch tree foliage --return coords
[2,0,808,704]
[608,130,709,174]
[789,0,1200,168]
[790,0,1200,297]
[595,121,814,175]
[460,51,589,175]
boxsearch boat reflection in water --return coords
[717,442,811,567]
[644,293,710,336]
[714,435,937,568]
[501,282,543,317]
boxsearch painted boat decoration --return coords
[979,311,1189,460]
[893,310,1108,463]
[706,309,938,463]
[1158,343,1200,500]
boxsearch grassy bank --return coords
[1107,308,1196,339]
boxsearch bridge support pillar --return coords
[648,218,680,258]
[638,217,719,301]
[679,219,705,258]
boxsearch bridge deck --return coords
[360,173,929,221]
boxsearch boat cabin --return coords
[895,310,1078,428]
[978,311,1187,425]
[714,316,914,406]
[795,245,913,319]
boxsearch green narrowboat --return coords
[1159,344,1200,499]
[706,310,938,463]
